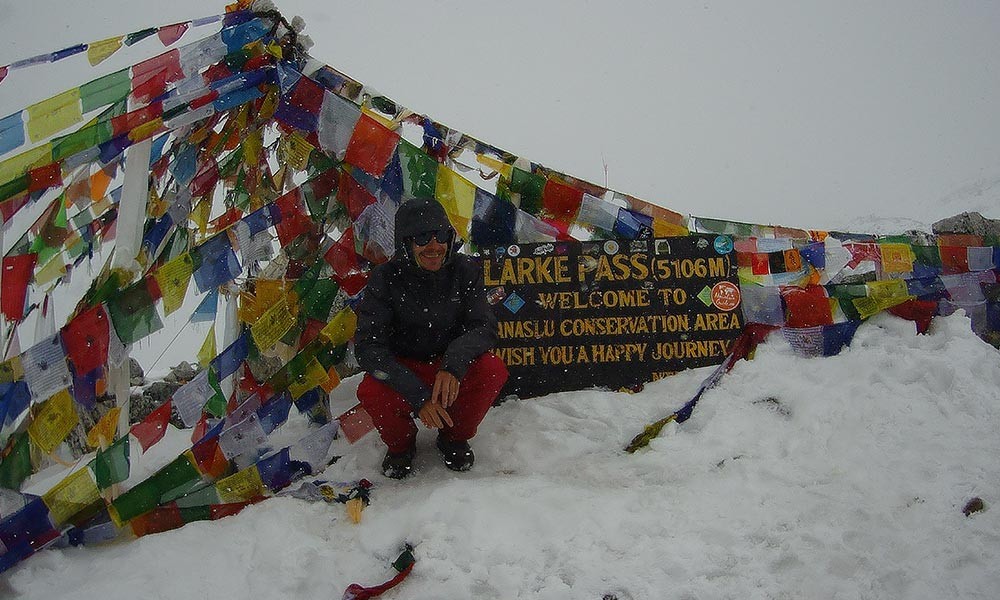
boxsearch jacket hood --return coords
[393,198,457,268]
[394,197,453,247]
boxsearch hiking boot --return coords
[436,436,474,472]
[382,446,416,479]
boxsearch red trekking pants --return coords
[357,353,509,454]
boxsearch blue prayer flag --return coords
[0,112,26,156]
[193,234,241,292]
[258,393,293,434]
[471,189,516,248]
[191,289,218,323]
[210,331,248,380]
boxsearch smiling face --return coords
[412,236,448,271]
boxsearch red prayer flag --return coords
[131,504,184,537]
[337,403,375,444]
[750,253,771,276]
[157,23,189,46]
[28,162,63,193]
[781,284,834,328]
[337,272,369,297]
[210,499,257,520]
[131,49,182,103]
[338,170,376,220]
[111,102,163,137]
[190,155,219,198]
[938,246,969,275]
[0,66,7,85]
[844,242,881,269]
[343,114,400,178]
[541,179,584,223]
[324,227,359,277]
[61,304,111,374]
[0,193,30,222]
[130,400,173,452]
[1,253,37,321]
[190,434,229,478]
[888,299,938,334]
[274,188,312,246]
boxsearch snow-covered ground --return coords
[5,311,999,599]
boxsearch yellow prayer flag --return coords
[282,132,313,171]
[320,366,341,394]
[191,198,212,235]
[0,144,53,185]
[216,466,265,503]
[28,389,79,454]
[198,325,217,368]
[287,357,330,399]
[87,37,123,66]
[476,154,512,179]
[361,107,397,130]
[128,117,164,143]
[243,128,263,166]
[27,89,83,143]
[86,407,121,448]
[250,297,297,351]
[42,468,101,525]
[653,219,690,237]
[435,165,475,234]
[879,243,915,274]
[320,308,357,347]
[0,356,24,383]
[867,279,911,308]
[34,257,67,287]
[154,253,193,316]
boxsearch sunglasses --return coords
[410,229,454,246]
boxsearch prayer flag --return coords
[21,335,73,401]
[91,434,130,488]
[41,467,100,525]
[507,167,545,215]
[80,70,130,114]
[130,400,172,453]
[219,413,267,460]
[336,403,375,444]
[154,253,193,316]
[1,254,36,321]
[344,114,399,178]
[210,332,248,380]
[541,178,584,223]
[191,288,219,323]
[435,166,475,234]
[197,325,217,368]
[0,112,24,156]
[26,89,82,143]
[193,233,241,292]
[131,49,183,103]
[324,227,360,277]
[781,285,834,328]
[274,74,323,132]
[106,280,164,345]
[61,305,111,375]
[27,389,78,454]
[0,432,31,490]
[216,465,265,503]
[338,170,377,221]
[317,90,361,160]
[287,357,329,399]
[289,422,337,471]
[158,23,189,46]
[172,369,211,427]
[272,188,312,246]
[87,37,123,66]
[321,308,357,347]
[258,393,292,434]
[251,297,297,352]
[256,447,296,491]
[85,406,121,449]
[190,431,229,479]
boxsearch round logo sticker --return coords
[603,240,619,255]
[711,281,741,311]
[713,235,734,255]
[507,244,521,257]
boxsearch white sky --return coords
[1,1,999,230]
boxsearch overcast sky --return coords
[2,1,998,230]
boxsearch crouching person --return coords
[354,198,508,479]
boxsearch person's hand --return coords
[418,401,454,429]
[432,370,460,408]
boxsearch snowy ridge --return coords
[7,312,1000,599]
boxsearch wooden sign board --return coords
[483,235,745,398]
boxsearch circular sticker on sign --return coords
[714,235,734,255]
[604,240,619,255]
[507,244,521,257]
[711,281,741,311]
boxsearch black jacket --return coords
[354,199,498,411]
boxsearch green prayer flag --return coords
[80,70,131,114]
[300,279,340,322]
[398,139,438,198]
[174,483,221,508]
[52,121,113,161]
[178,504,212,523]
[91,436,130,489]
[0,432,32,490]
[107,281,164,344]
[912,245,942,267]
[112,454,202,522]
[204,369,226,418]
[509,166,545,215]
[0,174,29,204]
